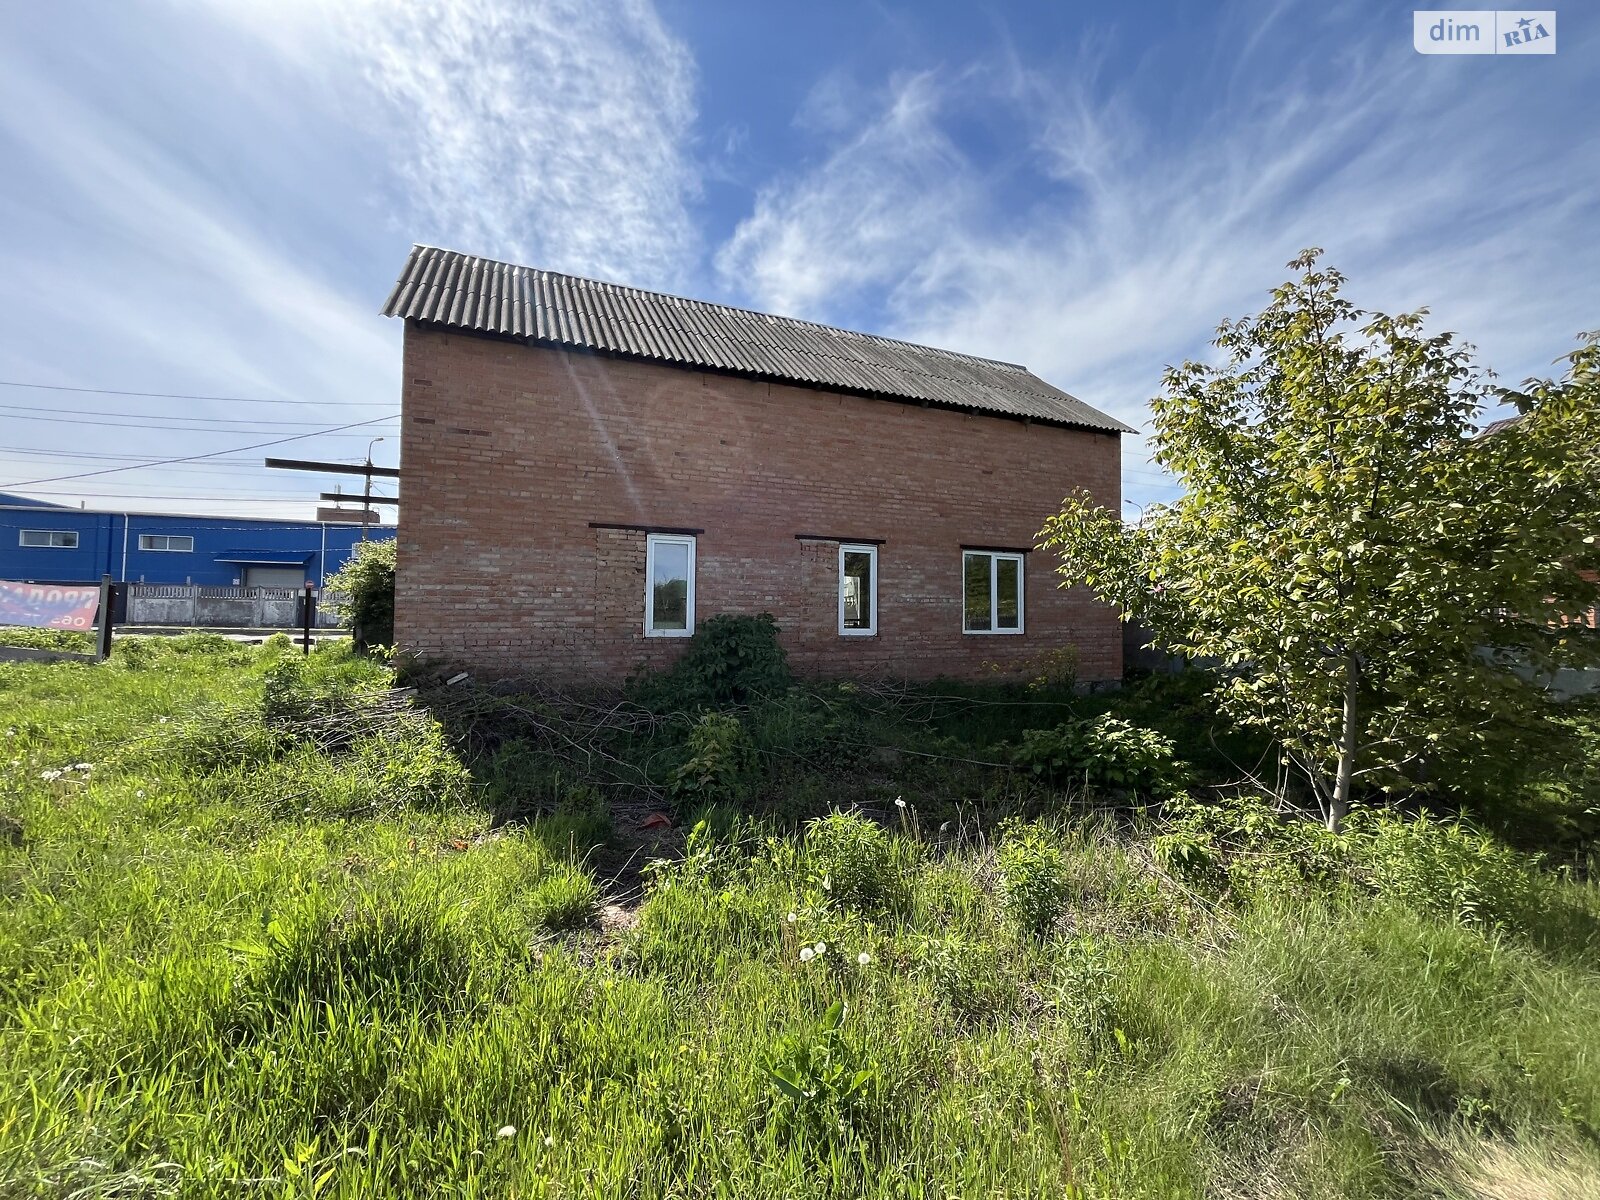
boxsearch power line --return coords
[1,412,399,434]
[2,446,269,464]
[15,490,398,505]
[0,379,394,407]
[0,402,387,428]
[18,484,397,500]
[1,414,399,488]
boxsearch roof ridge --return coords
[405,244,1031,374]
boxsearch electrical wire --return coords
[1,412,399,434]
[0,402,387,428]
[1,414,399,488]
[0,379,394,407]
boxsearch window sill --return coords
[645,629,693,639]
[962,629,1025,636]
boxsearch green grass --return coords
[2,646,1598,1197]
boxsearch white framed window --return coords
[139,534,194,553]
[19,529,78,549]
[838,544,878,636]
[645,533,695,637]
[962,550,1024,634]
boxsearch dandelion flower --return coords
[72,763,92,772]
[543,1135,554,1147]
[496,1125,516,1139]
[136,790,146,799]
[39,769,61,781]
[894,797,907,809]
[786,912,797,923]
[814,941,827,955]
[799,947,815,962]
[858,951,871,966]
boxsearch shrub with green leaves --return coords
[669,711,754,805]
[1010,714,1187,796]
[996,820,1072,936]
[629,612,792,711]
[804,812,904,912]
[0,626,94,652]
[765,1000,877,1142]
[324,537,396,649]
[1347,813,1537,931]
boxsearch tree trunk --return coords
[1328,655,1361,833]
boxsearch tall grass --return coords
[1,645,1597,1196]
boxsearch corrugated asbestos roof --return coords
[382,245,1132,434]
[1480,415,1524,437]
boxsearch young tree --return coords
[1040,252,1600,830]
[324,537,396,650]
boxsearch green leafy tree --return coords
[324,537,396,650]
[1040,251,1600,831]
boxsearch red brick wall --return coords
[396,325,1124,684]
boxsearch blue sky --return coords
[0,0,1594,518]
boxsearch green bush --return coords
[996,820,1072,936]
[764,1001,877,1141]
[324,538,396,649]
[669,711,754,805]
[111,636,163,669]
[0,627,93,652]
[629,613,792,711]
[804,812,905,912]
[1010,714,1187,796]
[1348,813,1538,931]
[908,932,1015,1022]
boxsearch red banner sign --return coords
[0,580,102,630]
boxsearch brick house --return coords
[381,246,1132,685]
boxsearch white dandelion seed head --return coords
[543,1135,554,1147]
[799,947,814,962]
[786,912,797,923]
[894,797,907,808]
[858,952,871,966]
[496,1125,516,1139]
[814,941,827,955]
[39,769,62,781]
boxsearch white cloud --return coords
[715,26,1600,506]
[221,0,702,289]
[0,0,703,516]
[717,71,977,317]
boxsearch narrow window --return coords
[19,530,78,549]
[645,533,695,637]
[962,551,1024,634]
[139,535,194,552]
[839,544,878,636]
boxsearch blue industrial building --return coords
[0,493,394,587]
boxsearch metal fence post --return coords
[95,574,114,662]
[301,581,315,656]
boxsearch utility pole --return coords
[361,437,384,542]
[265,454,399,531]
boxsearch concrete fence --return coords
[126,585,348,629]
